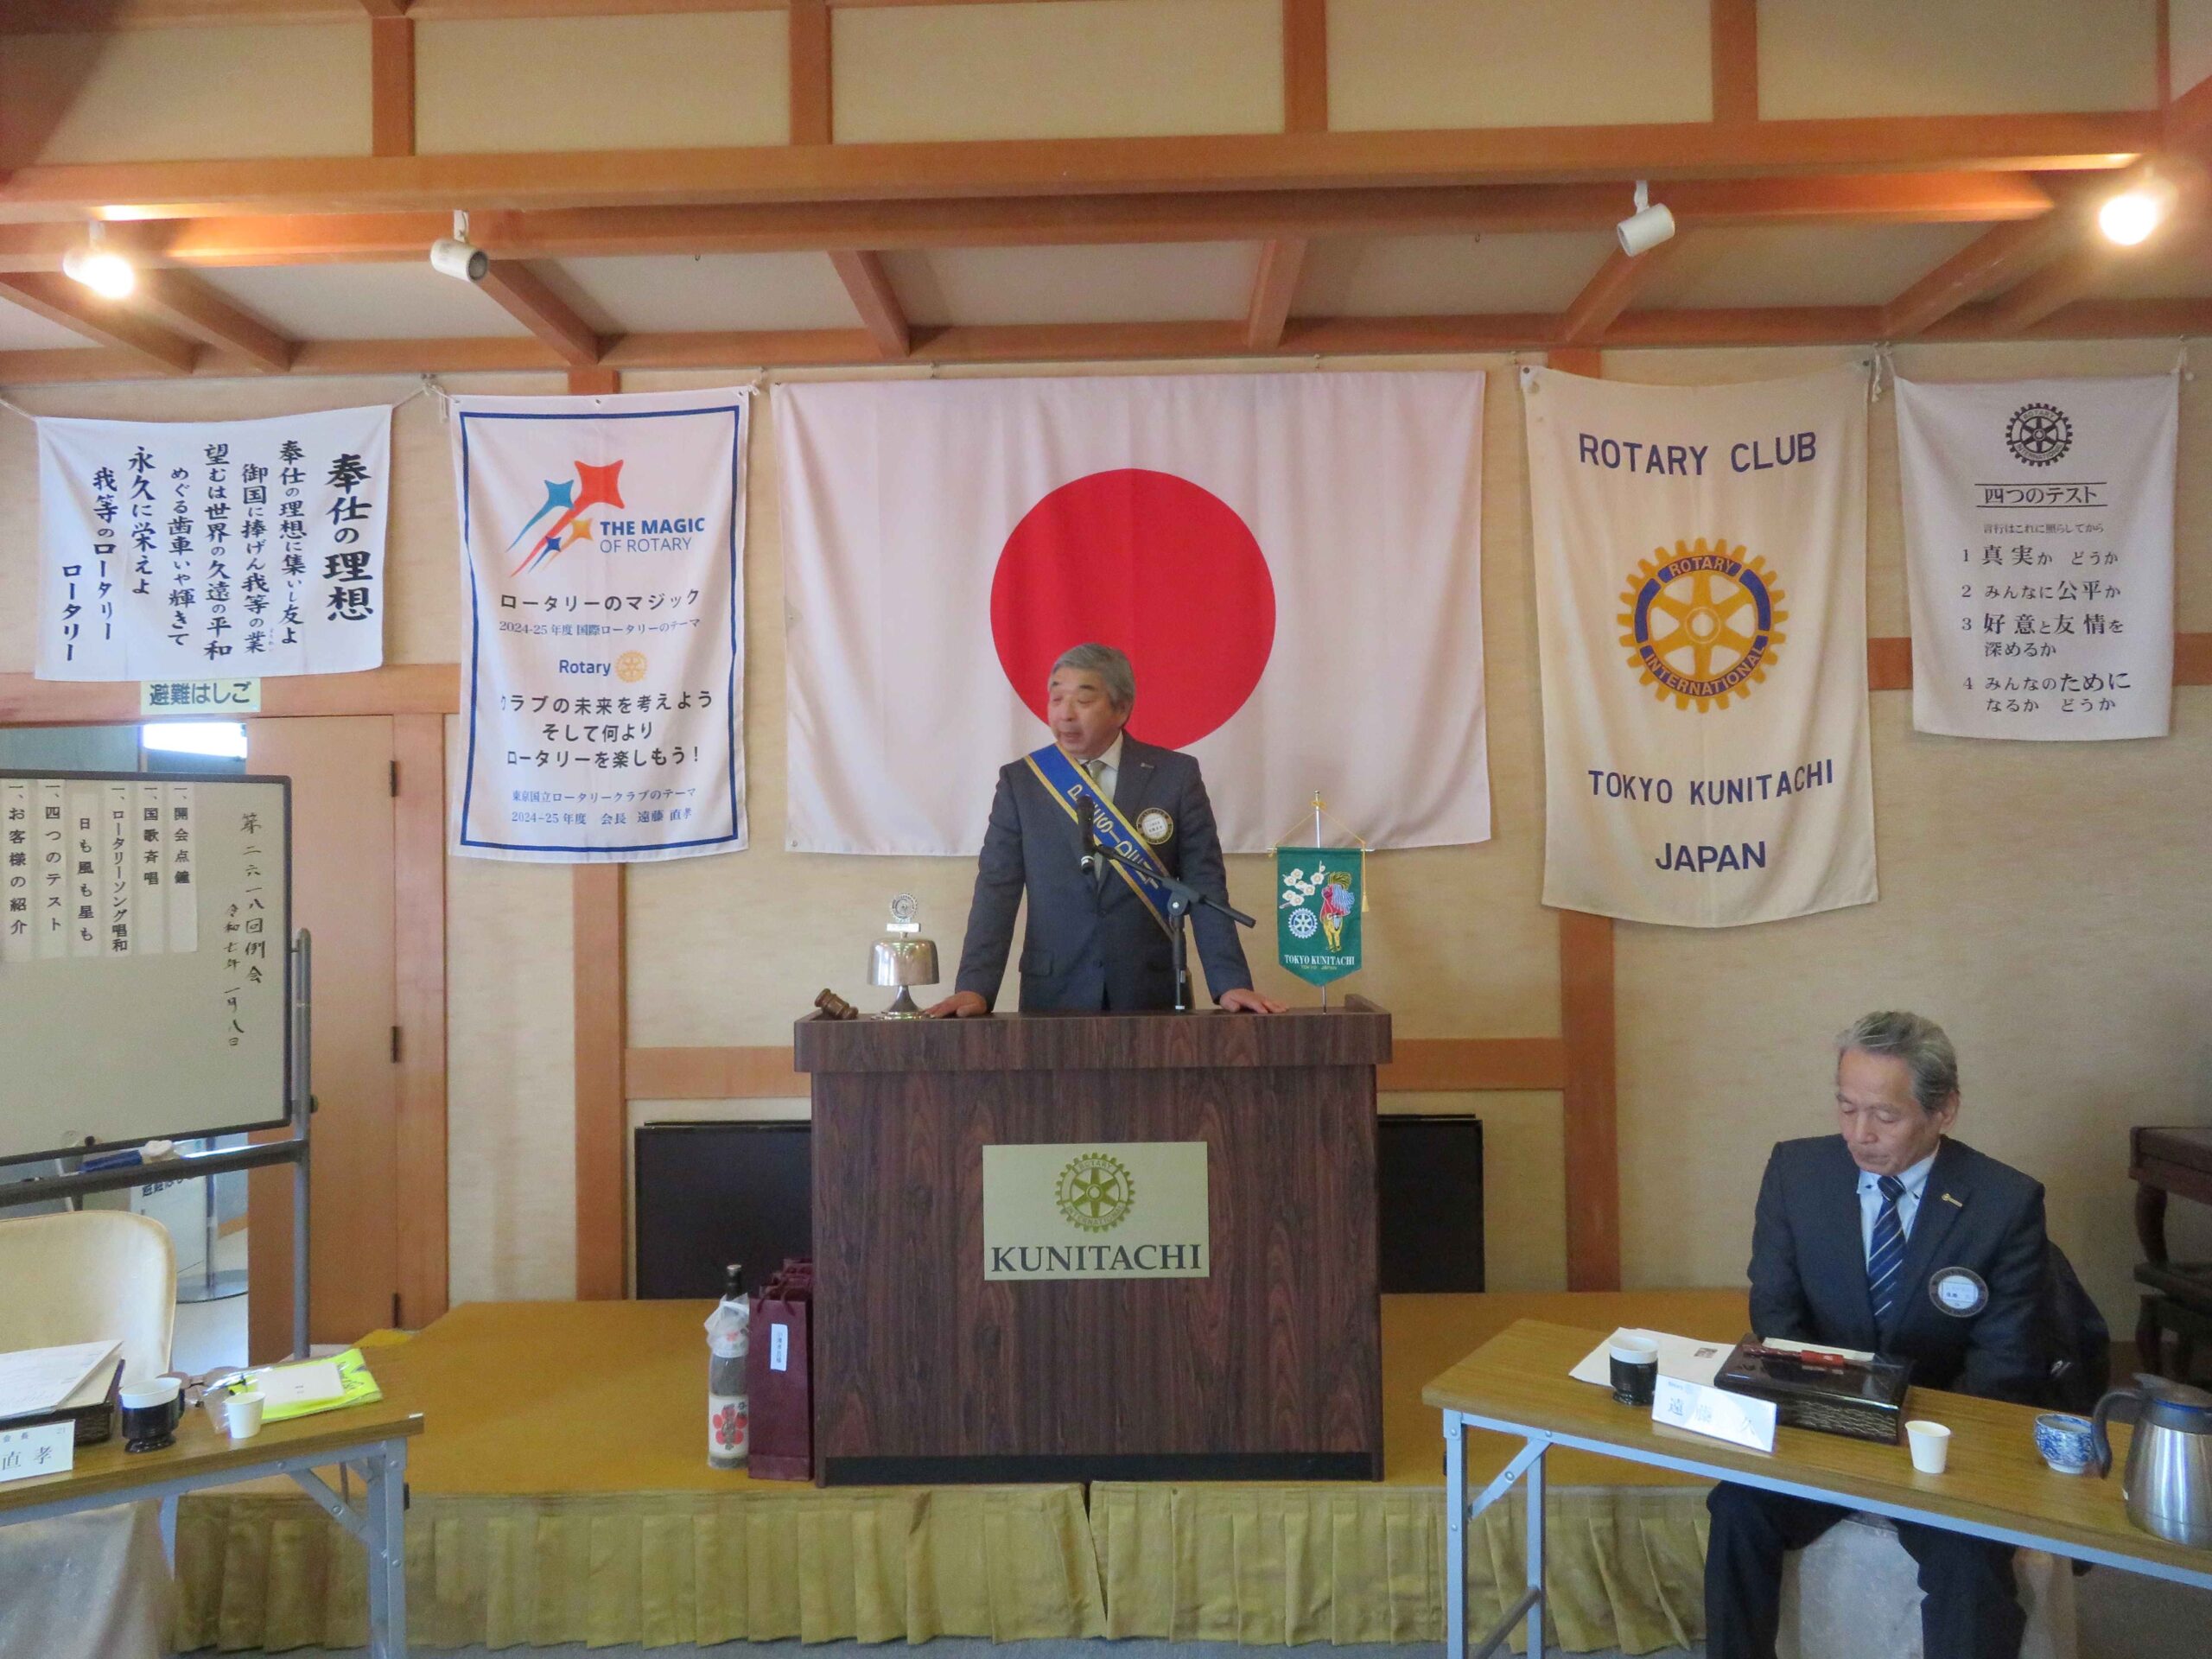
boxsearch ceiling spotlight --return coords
[429,210,488,283]
[1617,181,1676,257]
[2098,177,2178,246]
[61,222,135,300]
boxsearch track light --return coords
[61,222,135,300]
[429,210,488,283]
[1616,181,1676,257]
[2098,176,2178,246]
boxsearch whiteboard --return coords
[0,769,290,1166]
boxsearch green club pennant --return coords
[1276,847,1363,986]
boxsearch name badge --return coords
[1929,1267,1988,1318]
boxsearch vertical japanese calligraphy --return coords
[2,779,32,964]
[450,387,749,862]
[35,407,391,681]
[1896,375,2177,741]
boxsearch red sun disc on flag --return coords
[990,468,1275,750]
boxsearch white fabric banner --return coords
[1522,365,1875,927]
[1895,374,2176,741]
[449,387,749,862]
[35,406,391,680]
[775,372,1489,855]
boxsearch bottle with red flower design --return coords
[705,1262,750,1468]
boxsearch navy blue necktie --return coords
[1867,1174,1908,1326]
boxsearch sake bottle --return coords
[705,1262,750,1468]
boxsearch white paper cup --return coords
[225,1389,265,1441]
[1905,1419,1950,1474]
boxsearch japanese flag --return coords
[774,372,1490,854]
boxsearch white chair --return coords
[1779,1511,2077,1659]
[0,1210,180,1659]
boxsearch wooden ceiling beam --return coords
[1244,236,1307,351]
[789,0,831,146]
[10,296,2212,385]
[474,257,602,364]
[370,16,416,159]
[825,249,908,358]
[1558,237,1683,343]
[1710,0,1758,125]
[0,273,199,372]
[0,174,2057,273]
[0,114,2149,221]
[1283,0,1326,135]
[129,268,294,369]
[1878,212,2082,338]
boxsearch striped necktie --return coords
[1867,1174,1908,1327]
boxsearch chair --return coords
[1780,1512,2077,1659]
[0,1210,180,1659]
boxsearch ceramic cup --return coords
[1905,1419,1952,1474]
[2033,1411,2095,1474]
[225,1389,266,1442]
[1609,1336,1660,1408]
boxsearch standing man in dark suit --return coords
[927,643,1285,1015]
[1707,1010,2048,1659]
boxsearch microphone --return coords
[1076,779,1100,874]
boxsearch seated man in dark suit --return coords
[928,641,1284,1015]
[1707,1010,2048,1659]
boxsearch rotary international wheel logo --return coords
[2005,402,2072,467]
[1054,1152,1136,1232]
[1618,538,1788,713]
[1286,906,1319,939]
[615,651,648,683]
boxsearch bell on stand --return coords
[870,893,939,1018]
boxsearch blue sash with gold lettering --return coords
[1024,744,1175,936]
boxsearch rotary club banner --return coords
[1276,847,1363,985]
[448,387,750,862]
[1522,365,1875,927]
[35,405,391,680]
[1896,373,2176,741]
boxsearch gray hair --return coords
[1049,643,1135,713]
[1835,1011,1960,1115]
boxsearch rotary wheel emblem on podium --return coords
[1055,1153,1136,1232]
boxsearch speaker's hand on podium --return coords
[1218,988,1290,1014]
[925,990,990,1018]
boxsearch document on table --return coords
[252,1358,346,1411]
[0,1339,122,1422]
[1567,1328,1733,1389]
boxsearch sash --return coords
[1024,745,1175,937]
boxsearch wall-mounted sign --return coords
[981,1141,1209,1280]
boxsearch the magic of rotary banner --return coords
[35,406,391,680]
[448,387,749,863]
[1522,365,1875,928]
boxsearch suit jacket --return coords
[1747,1135,2048,1404]
[953,735,1255,1011]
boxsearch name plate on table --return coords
[982,1141,1210,1280]
[1654,1375,1777,1452]
[0,1420,74,1485]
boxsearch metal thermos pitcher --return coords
[2091,1373,2212,1549]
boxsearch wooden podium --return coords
[795,1001,1390,1484]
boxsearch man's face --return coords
[1835,1047,1955,1176]
[1047,667,1127,761]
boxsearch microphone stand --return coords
[1084,823,1256,1012]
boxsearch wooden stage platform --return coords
[174,1290,1748,1652]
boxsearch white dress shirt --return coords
[1857,1147,1938,1263]
[1077,734,1124,804]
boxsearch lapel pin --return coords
[1940,1192,1964,1208]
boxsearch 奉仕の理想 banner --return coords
[1522,364,1875,927]
[448,386,749,862]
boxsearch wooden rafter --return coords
[1878,212,2082,338]
[1282,0,1325,135]
[0,273,198,372]
[0,115,2151,221]
[474,258,602,364]
[369,16,415,159]
[1559,238,1682,344]
[0,175,2057,275]
[129,268,294,370]
[789,0,831,146]
[1709,0,1758,125]
[1244,236,1307,351]
[11,296,2212,386]
[826,248,908,358]
[0,0,1121,27]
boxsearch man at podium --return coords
[927,643,1285,1015]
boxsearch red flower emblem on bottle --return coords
[712,1402,747,1450]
